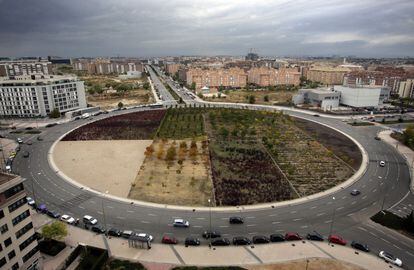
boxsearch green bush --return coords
[105,259,146,270]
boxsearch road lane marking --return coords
[247,224,257,227]
[380,238,391,244]
[147,213,157,216]
[393,244,402,250]
[140,220,150,224]
[293,218,302,221]
[336,207,344,211]
[246,216,256,219]
[324,220,332,223]
[272,221,281,224]
[316,213,325,216]
[351,201,356,205]
[290,211,297,214]
[310,206,317,209]
[127,210,134,213]
[116,216,125,220]
[219,225,229,228]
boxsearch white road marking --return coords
[351,201,357,205]
[272,221,281,224]
[78,206,85,210]
[380,238,391,244]
[147,213,157,216]
[196,217,205,220]
[140,220,150,224]
[406,251,414,257]
[293,218,302,222]
[300,225,308,229]
[116,216,125,220]
[360,207,367,211]
[127,210,134,213]
[362,195,367,200]
[393,244,402,250]
[107,206,114,209]
[324,220,332,223]
[336,207,344,211]
[372,189,377,193]
[310,206,317,209]
[269,213,278,217]
[290,211,297,214]
[246,216,256,219]
[247,224,257,227]
[316,213,325,217]
[219,225,229,228]
[193,225,203,228]
[357,227,367,231]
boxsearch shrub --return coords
[166,145,177,161]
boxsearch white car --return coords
[61,214,76,224]
[137,233,154,242]
[26,197,35,206]
[379,251,402,267]
[83,215,98,225]
[16,138,23,144]
[173,218,190,228]
[379,161,386,167]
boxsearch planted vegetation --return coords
[157,107,205,139]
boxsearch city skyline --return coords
[0,0,414,58]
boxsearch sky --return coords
[0,0,414,58]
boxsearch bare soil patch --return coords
[88,90,153,110]
[204,90,295,105]
[248,258,365,270]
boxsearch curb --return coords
[48,108,369,213]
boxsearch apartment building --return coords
[398,79,414,98]
[0,173,41,270]
[186,67,247,89]
[247,67,301,86]
[164,63,180,75]
[0,60,52,77]
[0,75,87,117]
[72,59,143,75]
[306,67,352,85]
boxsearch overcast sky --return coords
[1,0,413,58]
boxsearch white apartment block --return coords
[0,173,41,270]
[0,60,52,77]
[0,75,87,117]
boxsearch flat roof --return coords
[0,173,16,186]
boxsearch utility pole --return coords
[328,196,336,243]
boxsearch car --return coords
[232,236,251,245]
[83,215,98,225]
[23,151,30,158]
[173,218,190,227]
[202,230,221,239]
[252,235,270,244]
[306,231,324,241]
[26,140,32,145]
[379,251,402,266]
[351,241,369,252]
[37,203,48,213]
[270,233,285,242]
[102,110,109,114]
[25,127,33,130]
[91,225,106,234]
[61,214,76,224]
[121,230,134,239]
[211,238,231,246]
[285,232,302,241]
[313,114,320,117]
[185,237,200,247]
[162,235,178,244]
[37,136,43,141]
[374,136,381,141]
[379,161,385,167]
[136,233,153,242]
[328,235,347,245]
[107,228,122,237]
[229,216,244,224]
[46,210,60,219]
[45,123,58,128]
[16,138,23,144]
[26,197,35,206]
[350,189,360,196]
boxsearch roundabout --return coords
[12,102,414,268]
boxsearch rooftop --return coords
[0,172,16,186]
[0,75,80,85]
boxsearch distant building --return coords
[247,67,301,86]
[0,60,52,77]
[0,75,87,117]
[306,66,352,85]
[0,173,41,270]
[398,79,414,98]
[245,52,259,61]
[164,63,180,76]
[293,88,340,110]
[186,67,247,90]
[72,59,143,75]
[118,71,142,80]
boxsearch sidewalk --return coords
[378,129,414,192]
[33,214,399,270]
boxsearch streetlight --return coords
[101,190,109,236]
[328,196,336,243]
[208,198,212,248]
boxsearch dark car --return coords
[202,230,221,239]
[45,123,58,128]
[162,235,178,245]
[270,233,285,242]
[91,225,106,234]
[252,235,270,244]
[37,203,48,213]
[350,189,361,196]
[23,151,30,158]
[211,238,231,246]
[285,232,302,241]
[46,210,60,219]
[351,241,369,252]
[232,237,251,245]
[185,237,200,247]
[108,228,122,237]
[102,110,109,114]
[306,231,324,241]
[37,136,43,141]
[374,136,381,141]
[25,127,33,130]
[229,216,244,224]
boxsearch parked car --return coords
[350,189,361,196]
[173,218,190,227]
[107,228,122,237]
[23,151,30,158]
[121,230,134,239]
[351,241,369,252]
[232,237,251,245]
[91,225,106,234]
[211,238,231,246]
[162,235,178,244]
[45,123,58,128]
[185,237,200,247]
[252,235,270,244]
[378,251,402,267]
[46,210,60,219]
[328,235,347,245]
[26,197,36,207]
[37,203,48,213]
[285,232,302,241]
[16,138,23,144]
[37,136,43,141]
[83,215,98,225]
[379,161,385,167]
[202,230,221,239]
[61,214,76,225]
[306,231,324,241]
[374,136,381,141]
[270,233,285,242]
[229,216,244,224]
[136,233,153,242]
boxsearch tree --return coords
[92,84,103,94]
[248,95,256,104]
[219,85,224,92]
[143,82,150,90]
[403,124,414,148]
[49,108,60,118]
[191,82,196,91]
[42,221,68,241]
[144,145,154,157]
[166,145,176,161]
[118,102,124,109]
[264,95,269,102]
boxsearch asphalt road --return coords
[146,65,177,106]
[7,71,414,269]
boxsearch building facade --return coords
[306,67,351,85]
[398,79,414,98]
[335,85,390,108]
[72,59,143,75]
[247,67,300,86]
[164,63,180,75]
[0,60,52,77]
[0,75,87,117]
[0,173,41,270]
[292,88,340,110]
[186,67,247,89]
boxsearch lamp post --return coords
[208,198,212,248]
[328,196,336,243]
[101,190,109,236]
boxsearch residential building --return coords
[72,59,143,75]
[186,67,247,90]
[306,66,352,85]
[164,63,180,75]
[0,60,52,77]
[398,79,414,98]
[292,88,340,110]
[0,75,87,117]
[0,173,41,270]
[247,67,300,86]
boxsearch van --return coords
[122,230,134,239]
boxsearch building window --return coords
[8,197,27,213]
[16,222,33,239]
[19,233,37,251]
[0,210,4,219]
[0,257,6,268]
[12,209,30,226]
[4,183,24,199]
[4,237,12,247]
[12,262,19,270]
[22,245,39,263]
[0,224,8,234]
[8,250,16,260]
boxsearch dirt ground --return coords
[248,258,365,270]
[0,138,18,170]
[53,140,152,197]
[87,89,154,110]
[128,139,213,206]
[204,90,295,105]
